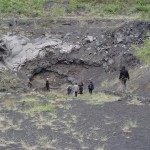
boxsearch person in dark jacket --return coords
[88,81,94,94]
[78,82,84,94]
[119,66,129,93]
[67,85,72,95]
[46,78,50,91]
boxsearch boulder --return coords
[108,58,114,65]
[114,32,124,43]
[73,45,81,50]
[59,43,74,54]
[84,36,94,43]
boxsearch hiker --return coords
[78,82,84,94]
[119,66,129,93]
[73,83,79,97]
[88,81,94,94]
[67,85,72,95]
[45,78,50,91]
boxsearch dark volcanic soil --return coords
[0,92,149,150]
[0,18,150,150]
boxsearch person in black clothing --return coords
[46,78,50,91]
[88,81,94,94]
[119,66,129,93]
[78,82,84,94]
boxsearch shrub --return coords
[135,4,150,12]
[136,0,150,5]
[104,4,120,14]
[134,34,150,65]
[49,3,65,17]
[66,0,78,13]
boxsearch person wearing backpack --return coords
[88,81,94,94]
[67,85,72,95]
[119,66,129,93]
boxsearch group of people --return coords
[44,66,129,94]
[67,81,94,97]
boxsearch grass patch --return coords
[0,71,24,92]
[127,97,143,105]
[96,146,105,150]
[0,0,149,19]
[28,104,56,113]
[78,92,120,105]
[0,122,4,129]
[33,113,57,128]
[146,82,150,90]
[127,81,140,93]
[21,141,37,150]
[2,100,16,110]
[45,92,68,101]
[0,0,46,17]
[48,3,65,17]
[100,136,108,142]
[36,136,53,148]
[122,119,138,132]
[134,34,150,65]
[135,4,150,12]
[20,95,40,104]
[101,78,119,88]
[104,4,121,14]
[45,93,57,100]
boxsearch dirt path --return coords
[0,92,149,150]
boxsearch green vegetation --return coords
[0,0,47,17]
[0,0,149,19]
[122,119,138,132]
[21,141,37,150]
[0,71,24,92]
[127,97,143,105]
[20,95,40,103]
[78,92,120,105]
[28,104,56,113]
[45,93,57,100]
[0,91,148,149]
[96,146,105,150]
[134,34,150,65]
[45,92,68,101]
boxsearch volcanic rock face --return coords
[0,19,149,87]
[0,34,80,70]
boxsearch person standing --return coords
[67,85,72,95]
[46,78,50,91]
[78,82,84,94]
[119,66,129,93]
[88,81,94,94]
[73,83,79,97]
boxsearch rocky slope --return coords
[0,19,150,96]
